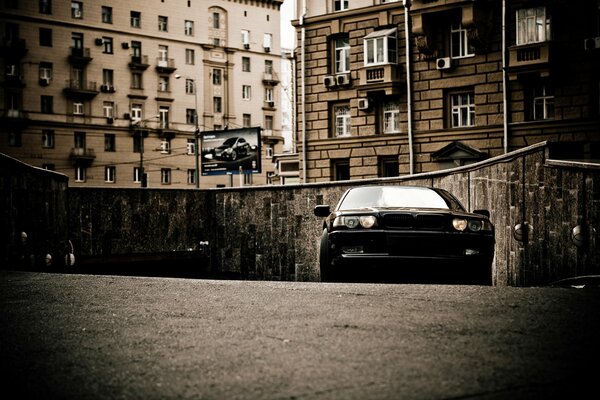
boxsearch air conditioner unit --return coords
[160,141,170,154]
[584,37,600,50]
[264,46,271,53]
[323,75,336,88]
[106,117,114,124]
[95,38,104,46]
[39,77,50,86]
[336,73,351,86]
[108,85,115,93]
[244,43,250,49]
[121,42,130,49]
[357,98,370,110]
[100,84,109,92]
[436,57,453,70]
[268,101,275,108]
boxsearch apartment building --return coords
[294,0,600,182]
[0,0,286,188]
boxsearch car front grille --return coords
[382,213,446,230]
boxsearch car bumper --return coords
[326,230,494,283]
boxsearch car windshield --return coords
[337,186,456,210]
[223,138,237,145]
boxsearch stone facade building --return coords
[293,0,600,182]
[0,0,286,188]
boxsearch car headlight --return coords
[468,220,483,232]
[333,215,377,229]
[452,218,468,231]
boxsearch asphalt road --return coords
[1,270,599,400]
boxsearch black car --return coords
[314,185,495,284]
[214,137,250,161]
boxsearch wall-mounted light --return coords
[514,222,532,244]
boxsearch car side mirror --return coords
[314,205,331,217]
[473,209,490,218]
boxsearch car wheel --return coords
[230,150,237,161]
[319,228,334,282]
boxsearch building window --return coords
[516,7,551,45]
[450,91,475,128]
[331,159,350,181]
[103,101,114,118]
[213,97,222,113]
[243,114,251,127]
[73,101,84,115]
[42,129,55,148]
[242,85,252,100]
[75,167,86,182]
[382,100,400,134]
[333,0,349,12]
[378,156,398,178]
[263,33,273,50]
[213,38,221,47]
[161,168,171,185]
[41,95,53,113]
[158,45,168,62]
[8,131,21,147]
[131,11,141,28]
[131,72,142,89]
[186,109,196,125]
[102,37,113,54]
[185,79,195,94]
[159,106,169,128]
[265,87,274,103]
[74,132,86,149]
[187,169,195,185]
[39,28,52,46]
[105,166,116,183]
[187,139,195,155]
[242,57,251,72]
[102,69,114,87]
[39,62,52,81]
[158,16,168,32]
[105,134,116,151]
[333,36,350,73]
[332,104,351,137]
[40,0,52,14]
[133,135,142,153]
[131,104,142,122]
[101,6,112,23]
[241,30,250,47]
[450,23,474,59]
[265,115,274,131]
[532,83,554,121]
[71,1,82,18]
[158,76,169,92]
[213,12,220,29]
[185,20,194,36]
[160,139,171,154]
[213,69,222,85]
[364,28,397,66]
[265,60,273,74]
[185,49,195,65]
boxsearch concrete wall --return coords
[0,153,69,269]
[64,142,599,286]
[3,141,599,285]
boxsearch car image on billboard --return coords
[201,127,261,176]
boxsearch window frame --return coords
[105,166,116,183]
[363,28,397,66]
[449,91,475,128]
[382,100,401,134]
[42,129,55,148]
[333,36,350,74]
[332,103,351,137]
[516,6,551,45]
[158,15,168,32]
[101,6,112,24]
[450,22,474,59]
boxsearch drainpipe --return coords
[300,0,307,182]
[502,0,509,153]
[403,0,414,175]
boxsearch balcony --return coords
[358,64,403,96]
[69,147,96,166]
[0,38,28,59]
[0,109,29,130]
[508,41,551,78]
[2,74,25,88]
[68,47,93,64]
[128,55,150,70]
[263,71,280,86]
[155,58,177,74]
[63,80,99,99]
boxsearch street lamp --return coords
[175,74,200,188]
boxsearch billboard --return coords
[201,127,261,176]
